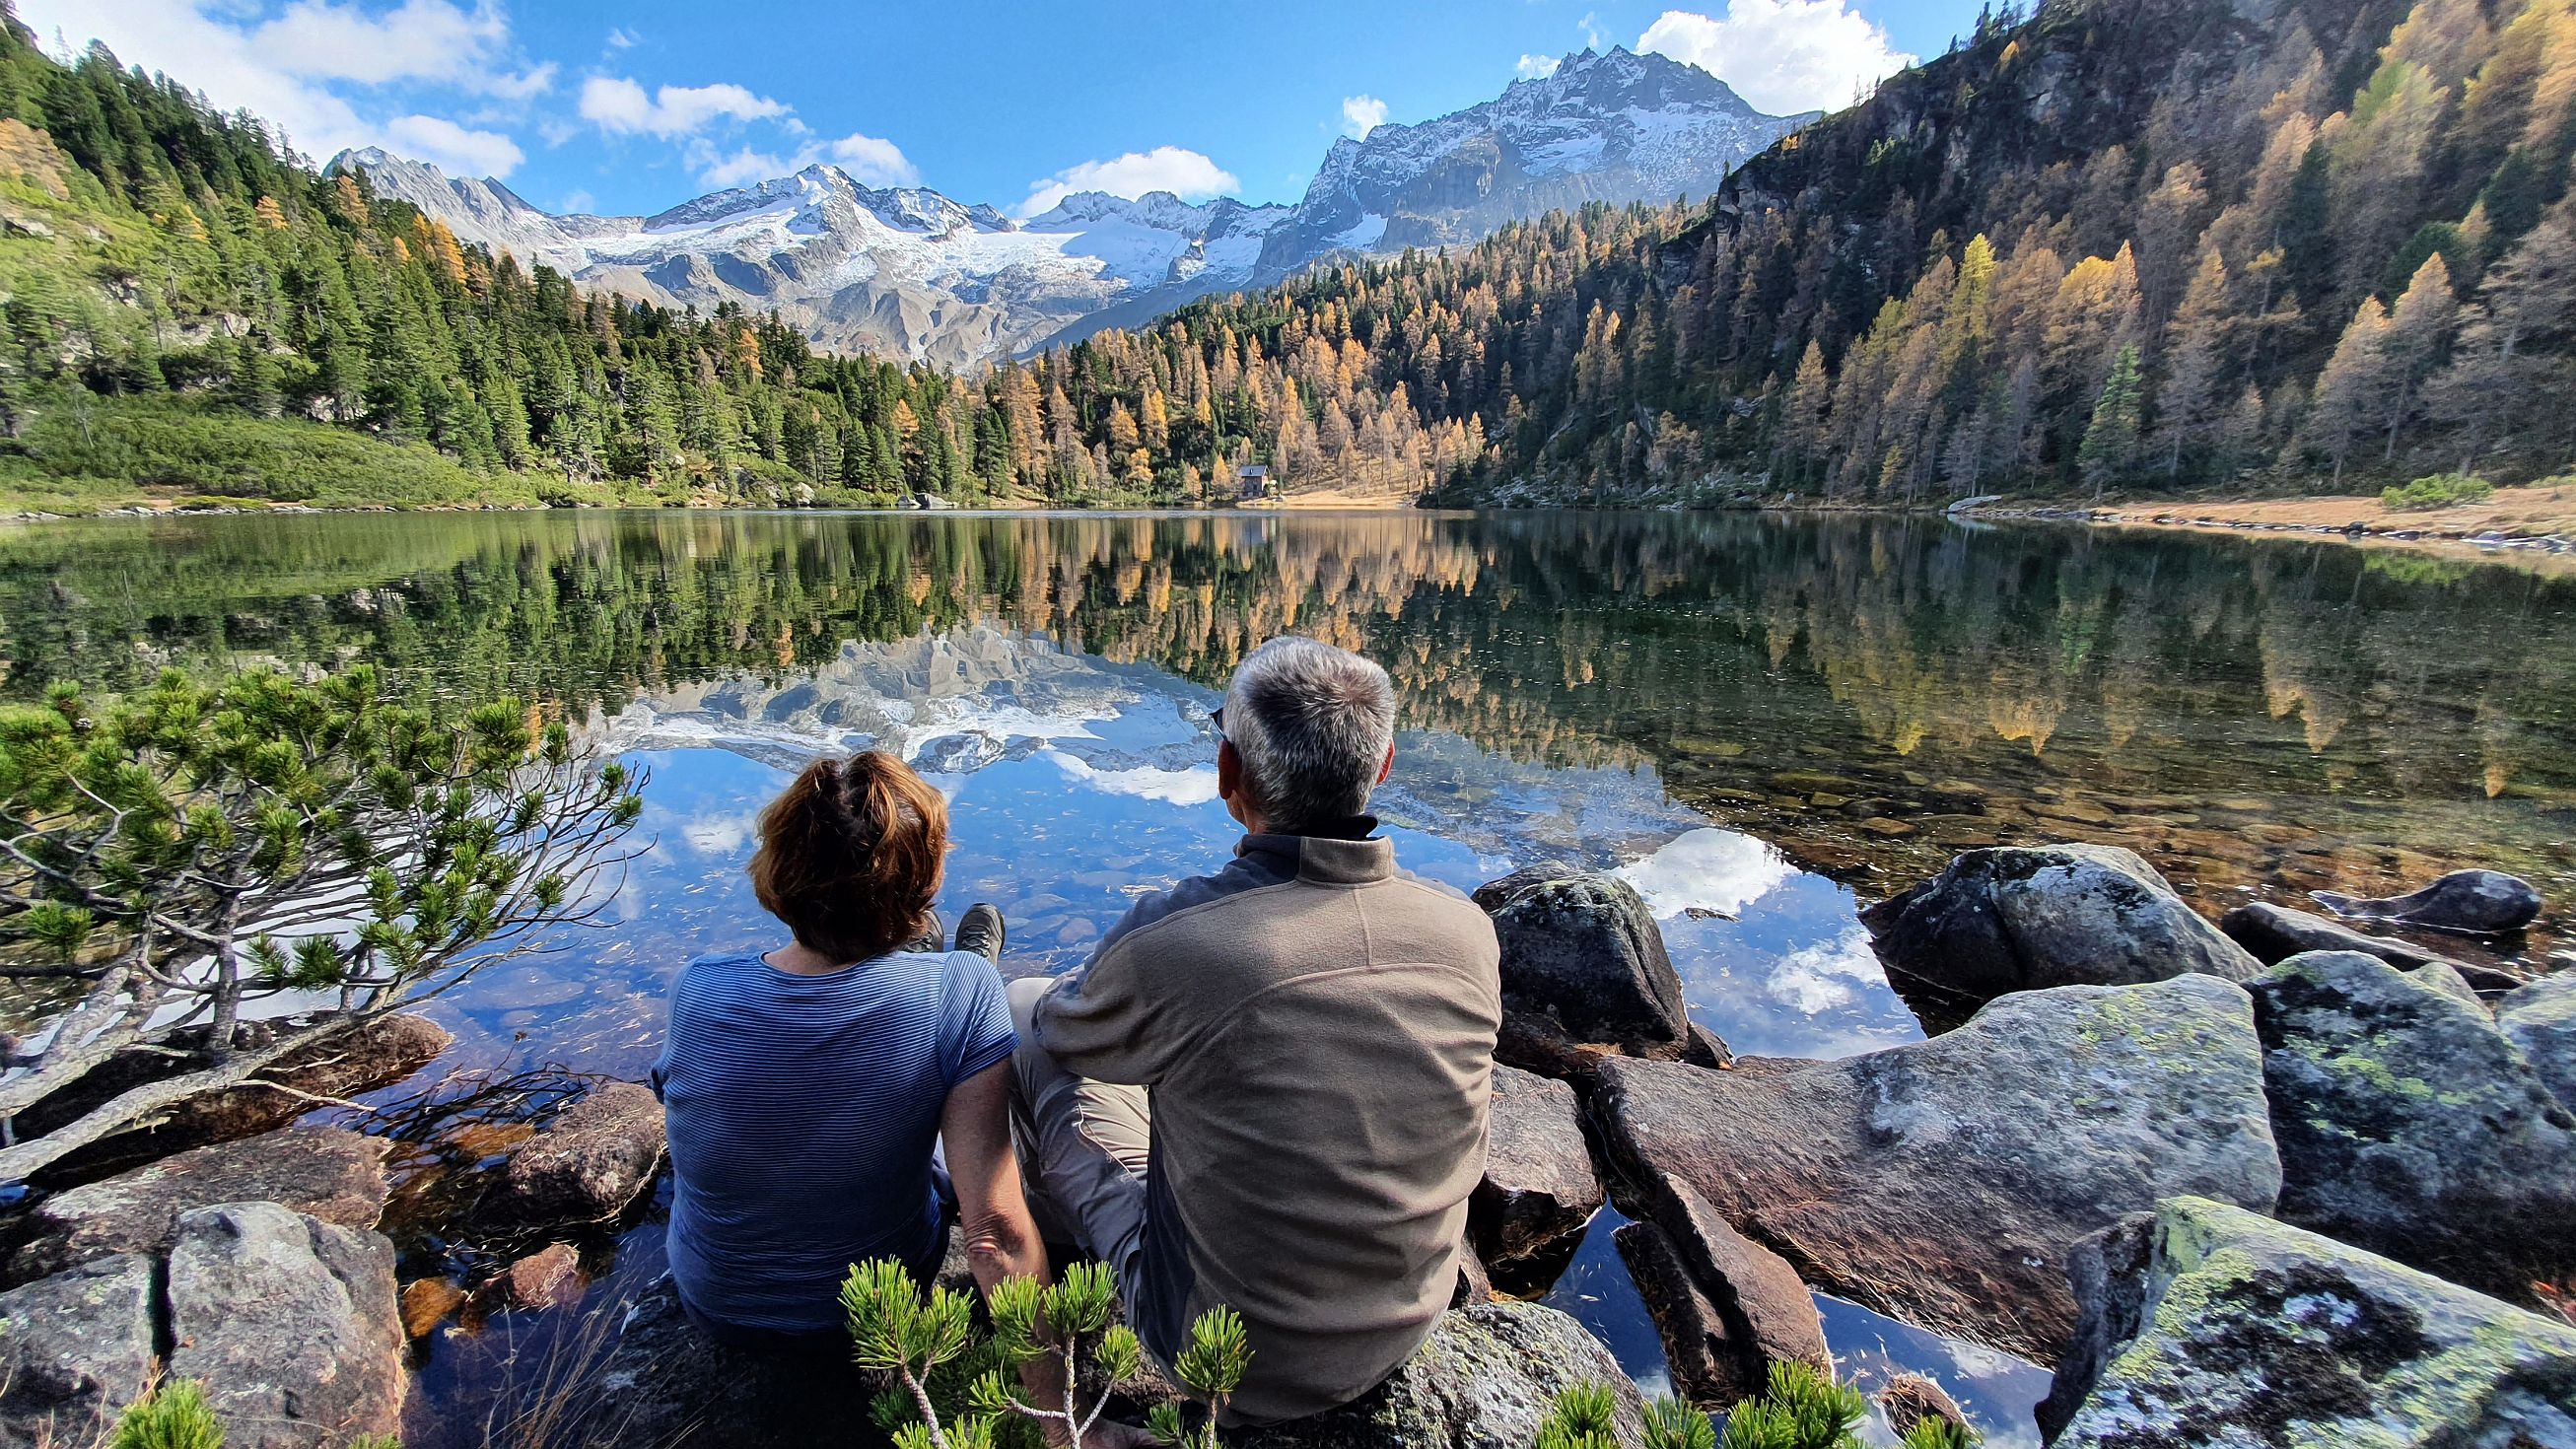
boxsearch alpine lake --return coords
[4,507,2572,1447]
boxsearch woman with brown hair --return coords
[652,749,1039,1344]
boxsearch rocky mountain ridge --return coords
[334,46,1805,366]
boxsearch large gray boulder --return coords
[1595,974,2280,1364]
[2315,868,2544,935]
[10,1127,390,1283]
[1476,866,1699,1078]
[2501,972,2576,1111]
[485,1080,666,1226]
[2040,1197,2576,1446]
[2247,950,2576,1301]
[164,1202,406,1449]
[0,1256,156,1449]
[1860,845,2261,1023]
[1469,1065,1601,1274]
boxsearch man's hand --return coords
[1078,1419,1160,1449]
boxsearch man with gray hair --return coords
[1008,637,1502,1427]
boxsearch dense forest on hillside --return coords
[7,0,2576,509]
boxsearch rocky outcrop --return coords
[2219,900,2514,989]
[484,1081,665,1225]
[1476,865,1704,1078]
[2314,868,2544,935]
[1595,974,2280,1363]
[1877,1375,1969,1443]
[21,1013,451,1183]
[9,1127,390,1283]
[592,1276,1640,1449]
[2039,1197,2576,1446]
[2500,973,2576,1110]
[0,1256,156,1449]
[503,1243,586,1309]
[2246,950,2576,1300]
[164,1203,405,1449]
[1470,1065,1601,1273]
[1614,1176,1827,1409]
[1859,845,2261,1024]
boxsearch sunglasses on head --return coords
[1211,706,1224,740]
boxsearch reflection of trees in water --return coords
[3,510,2572,838]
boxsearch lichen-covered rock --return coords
[1477,867,1695,1078]
[2501,973,2576,1111]
[1470,1065,1601,1272]
[10,1126,390,1283]
[1860,845,2261,1023]
[2247,950,2576,1301]
[1236,1302,1646,1449]
[1595,974,2280,1364]
[0,1256,156,1449]
[2039,1196,2576,1447]
[164,1202,406,1449]
[2315,868,2544,935]
[486,1080,665,1225]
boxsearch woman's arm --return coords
[939,1062,1079,1440]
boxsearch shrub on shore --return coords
[2381,473,2494,511]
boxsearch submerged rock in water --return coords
[164,1202,406,1449]
[2501,973,2576,1110]
[1476,865,1699,1078]
[2246,950,2576,1301]
[1860,845,2261,1023]
[485,1081,665,1226]
[1594,974,2280,1364]
[2313,867,2543,935]
[1470,1065,1601,1273]
[0,1256,156,1449]
[2039,1196,2576,1447]
[10,1127,389,1284]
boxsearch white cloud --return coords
[604,26,640,49]
[689,144,793,189]
[830,132,919,187]
[1516,54,1563,80]
[383,112,523,176]
[16,0,547,164]
[561,188,595,213]
[1763,925,1887,1015]
[1340,95,1388,140]
[1616,827,1796,920]
[580,76,789,138]
[1017,146,1238,218]
[1637,0,1916,116]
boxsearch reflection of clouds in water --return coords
[1815,1294,2048,1448]
[1616,827,1795,920]
[678,809,759,857]
[1037,748,1221,806]
[1766,925,1883,1015]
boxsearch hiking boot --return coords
[900,909,945,955]
[953,903,1006,964]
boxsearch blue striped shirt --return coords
[655,948,1017,1333]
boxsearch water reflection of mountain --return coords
[4,510,2571,932]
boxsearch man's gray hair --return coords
[1221,638,1397,832]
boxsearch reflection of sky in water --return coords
[415,627,2023,1439]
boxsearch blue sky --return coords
[38,0,1983,217]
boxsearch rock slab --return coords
[1470,1065,1601,1270]
[1478,866,1695,1077]
[2501,972,2576,1112]
[1235,1301,1648,1449]
[164,1202,406,1449]
[2315,867,2544,935]
[488,1080,665,1224]
[2220,900,2510,987]
[0,1255,156,1449]
[2247,950,2576,1301]
[1596,974,2281,1364]
[10,1126,390,1283]
[2041,1196,2576,1447]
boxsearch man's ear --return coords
[1376,742,1394,786]
[1218,738,1242,799]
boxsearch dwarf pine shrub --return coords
[2382,472,2494,510]
[109,1381,224,1449]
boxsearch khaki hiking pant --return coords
[1006,977,1152,1287]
